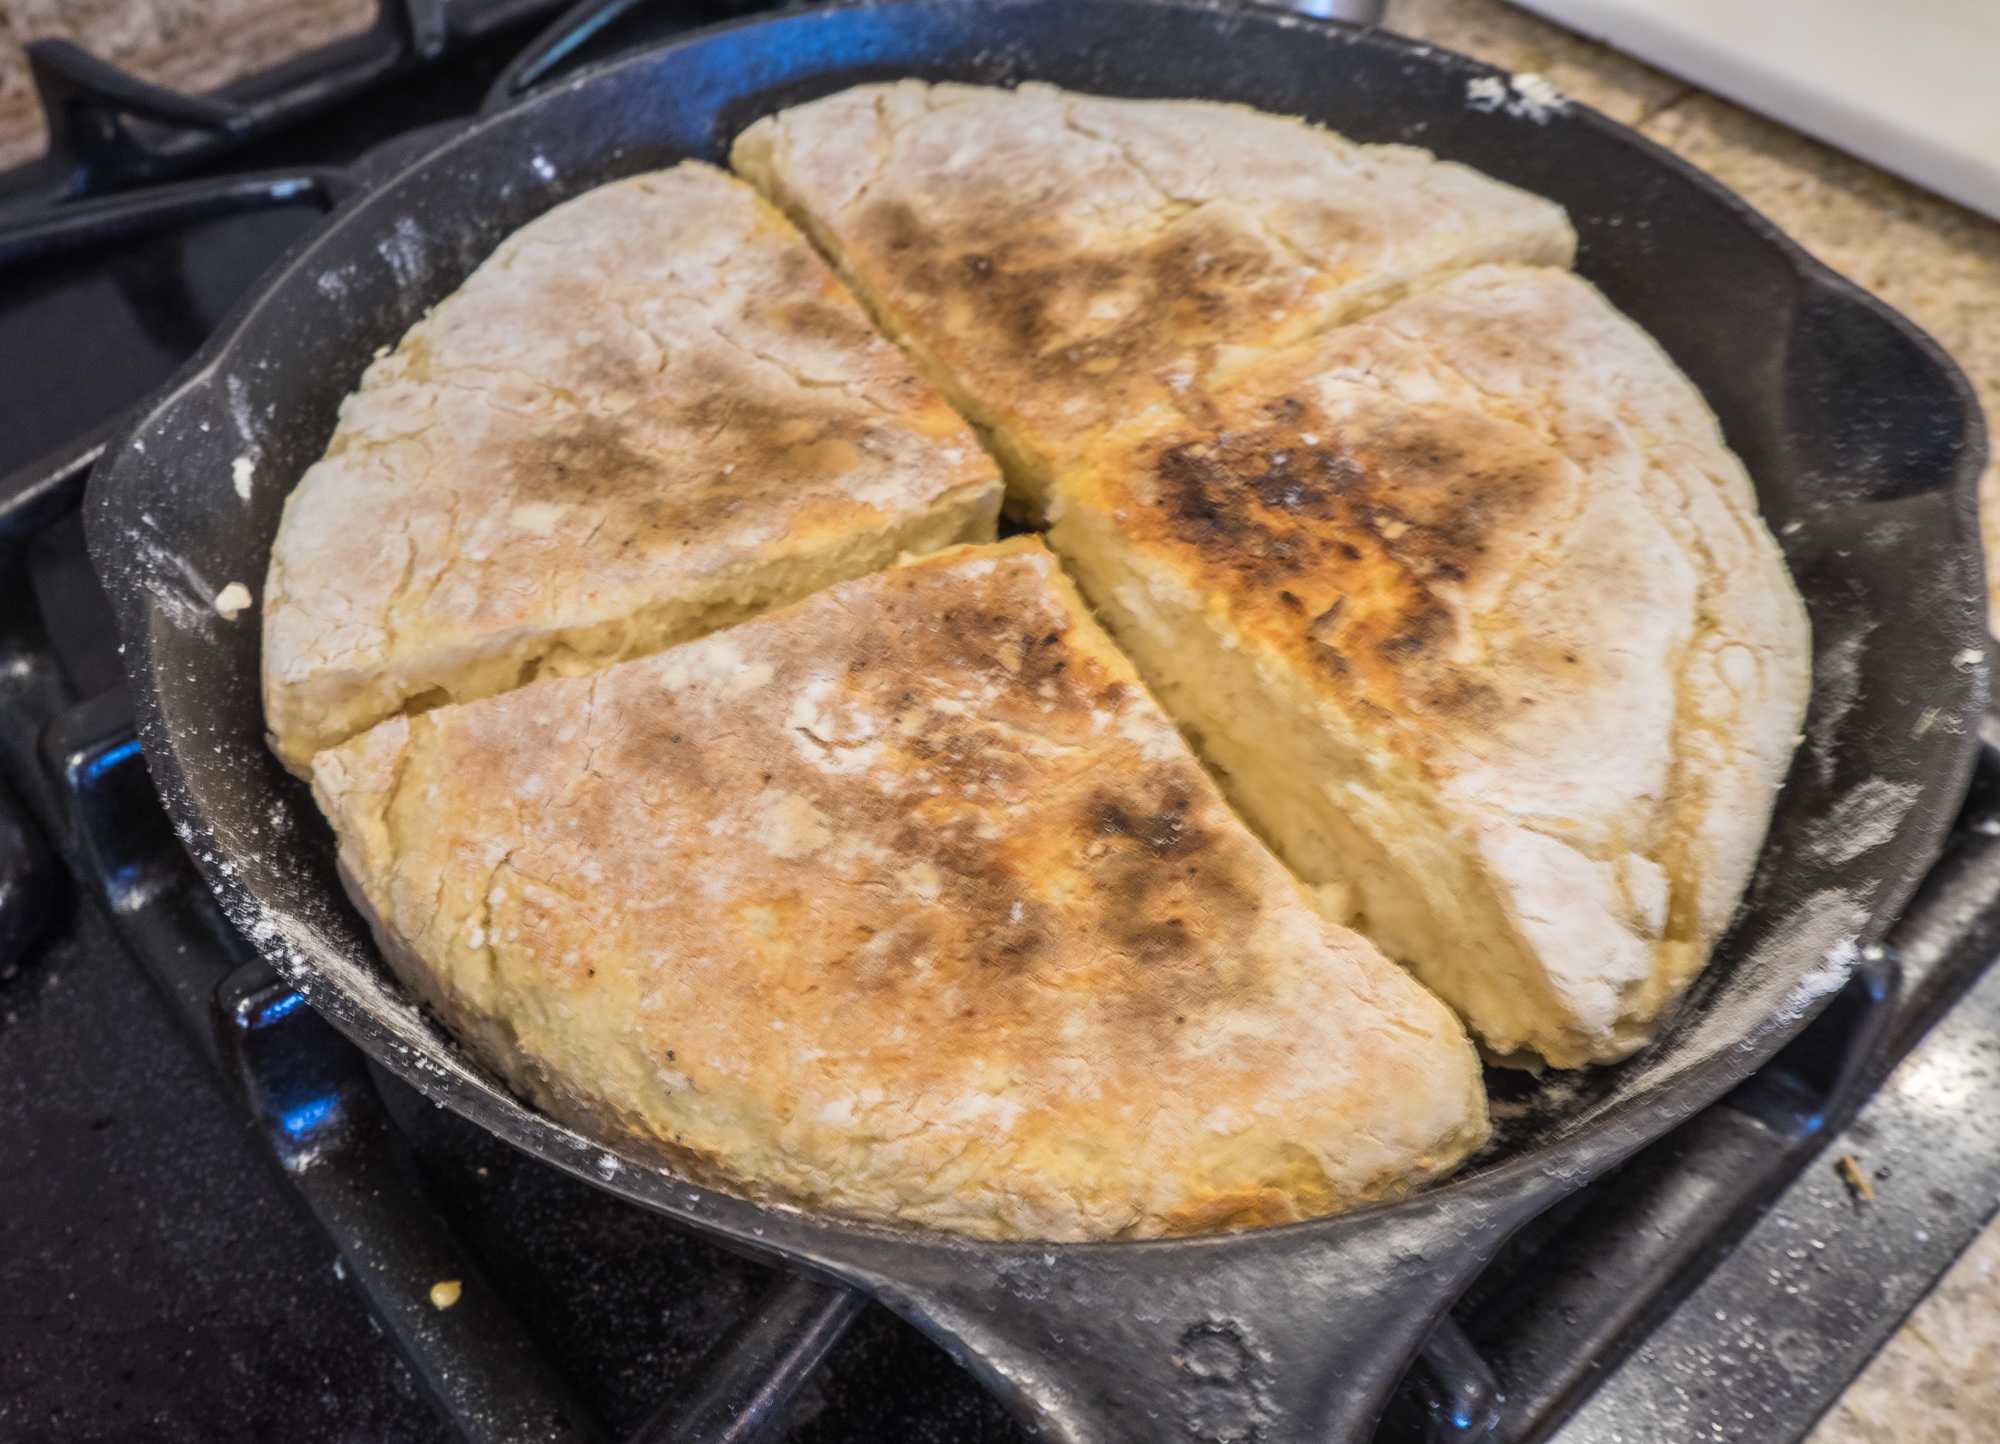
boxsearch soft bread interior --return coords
[1050,496,1671,1069]
[266,481,995,771]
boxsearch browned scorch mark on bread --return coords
[856,197,1306,384]
[1124,392,1578,748]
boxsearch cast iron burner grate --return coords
[4,3,2000,1441]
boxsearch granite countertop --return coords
[4,0,1999,1437]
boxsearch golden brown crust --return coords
[313,541,1487,1240]
[1053,266,1811,1067]
[263,161,1000,773]
[732,81,1574,511]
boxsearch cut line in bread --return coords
[263,160,1001,774]
[733,81,1575,518]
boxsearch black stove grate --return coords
[4,4,1999,1441]
[0,0,569,215]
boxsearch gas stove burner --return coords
[3,2,1999,1441]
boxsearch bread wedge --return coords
[1049,266,1811,1067]
[732,81,1573,516]
[312,539,1488,1240]
[264,161,1000,773]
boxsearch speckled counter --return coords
[4,0,1999,1437]
[1375,5,2000,1429]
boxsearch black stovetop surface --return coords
[2,893,445,1442]
[0,882,1023,1442]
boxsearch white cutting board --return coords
[1508,0,2000,222]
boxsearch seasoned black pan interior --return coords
[84,2,1988,1439]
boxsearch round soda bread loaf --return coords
[273,83,1811,1242]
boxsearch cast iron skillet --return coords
[85,1,1990,1437]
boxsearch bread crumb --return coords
[214,583,253,621]
[1837,1154,1876,1202]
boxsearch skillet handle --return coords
[628,1272,866,1444]
[866,1172,1557,1444]
[43,689,607,1443]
